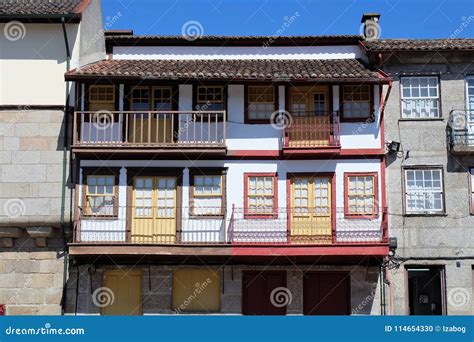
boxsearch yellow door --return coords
[290,176,332,244]
[132,176,177,244]
[172,269,220,312]
[102,270,142,316]
[288,86,331,147]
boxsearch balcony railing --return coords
[449,110,474,151]
[283,111,340,148]
[73,206,387,245]
[72,111,226,148]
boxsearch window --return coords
[246,86,276,121]
[404,168,444,214]
[244,173,277,217]
[131,86,150,111]
[191,174,224,216]
[341,85,372,120]
[344,173,378,217]
[172,269,220,312]
[85,175,116,216]
[401,76,440,118]
[89,85,115,103]
[196,86,225,111]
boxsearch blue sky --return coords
[102,0,474,38]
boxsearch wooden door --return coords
[242,271,287,315]
[290,176,332,244]
[303,272,350,315]
[102,270,142,316]
[132,176,177,244]
[288,86,331,147]
[172,270,220,312]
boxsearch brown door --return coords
[303,272,351,315]
[242,271,287,315]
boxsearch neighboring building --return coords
[0,0,104,315]
[63,21,392,315]
[365,37,474,315]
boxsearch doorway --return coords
[406,266,445,315]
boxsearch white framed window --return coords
[85,175,116,216]
[401,76,440,118]
[247,86,275,121]
[345,173,378,217]
[245,174,277,217]
[405,168,444,214]
[192,175,223,216]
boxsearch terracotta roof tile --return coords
[67,59,384,82]
[363,38,474,51]
[0,0,84,16]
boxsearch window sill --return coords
[403,213,447,217]
[81,215,118,220]
[398,118,444,122]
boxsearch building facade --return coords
[63,25,392,315]
[365,38,474,315]
[0,0,105,315]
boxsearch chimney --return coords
[360,13,381,40]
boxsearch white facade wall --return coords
[78,159,382,243]
[112,45,363,60]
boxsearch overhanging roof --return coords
[65,58,390,83]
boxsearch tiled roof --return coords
[106,34,361,41]
[66,58,385,82]
[363,39,474,51]
[0,0,84,16]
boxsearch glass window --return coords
[401,76,440,118]
[246,175,276,216]
[247,86,275,120]
[346,174,377,215]
[196,86,224,111]
[85,175,116,216]
[405,169,444,213]
[89,85,115,103]
[192,175,223,215]
[342,85,371,119]
[131,87,150,111]
[153,87,173,111]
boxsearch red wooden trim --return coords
[243,172,278,219]
[228,150,280,157]
[379,84,385,150]
[232,245,389,256]
[74,0,92,14]
[381,158,387,209]
[339,148,385,156]
[286,178,291,242]
[343,172,379,219]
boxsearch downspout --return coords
[60,15,72,316]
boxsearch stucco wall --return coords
[383,57,474,315]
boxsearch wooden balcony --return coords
[282,111,341,155]
[72,111,227,156]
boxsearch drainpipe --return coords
[60,15,72,316]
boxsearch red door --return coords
[303,272,351,315]
[242,271,287,315]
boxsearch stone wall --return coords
[0,109,71,228]
[65,264,382,315]
[0,237,65,315]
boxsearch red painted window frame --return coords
[344,172,379,219]
[244,172,278,218]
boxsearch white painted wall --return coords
[0,23,80,105]
[113,45,363,60]
[79,159,383,243]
